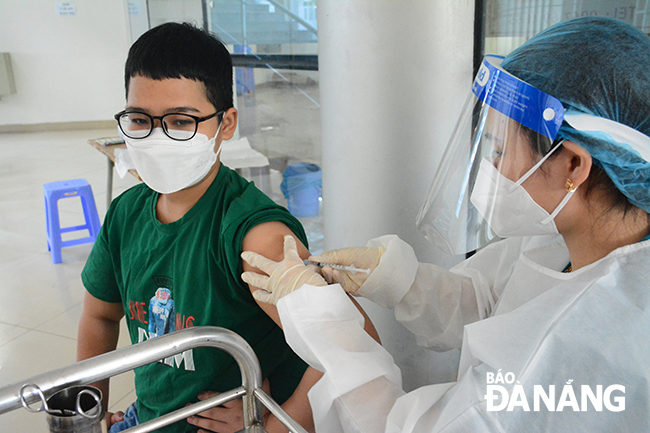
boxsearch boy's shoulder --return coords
[219,167,307,245]
[219,165,277,208]
[105,182,154,219]
[115,182,153,202]
[221,169,279,213]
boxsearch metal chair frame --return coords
[0,327,308,433]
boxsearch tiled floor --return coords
[0,128,149,431]
[0,125,323,431]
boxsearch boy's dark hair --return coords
[125,22,233,113]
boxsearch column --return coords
[317,0,476,390]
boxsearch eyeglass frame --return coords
[114,110,225,141]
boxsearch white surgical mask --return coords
[124,125,222,194]
[469,142,576,238]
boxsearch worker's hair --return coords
[505,17,650,215]
[124,22,233,113]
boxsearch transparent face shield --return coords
[416,56,565,255]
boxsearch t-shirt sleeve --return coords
[81,204,122,304]
[219,182,309,285]
[216,176,311,403]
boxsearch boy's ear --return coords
[220,108,238,141]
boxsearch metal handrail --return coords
[0,327,308,433]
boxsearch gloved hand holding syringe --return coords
[305,246,386,294]
[303,260,371,275]
[241,237,381,304]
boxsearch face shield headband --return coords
[416,55,566,255]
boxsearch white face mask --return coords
[124,125,222,194]
[469,142,576,238]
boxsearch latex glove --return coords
[241,235,327,305]
[309,246,386,295]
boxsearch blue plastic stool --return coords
[44,179,101,264]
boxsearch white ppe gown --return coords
[278,235,650,432]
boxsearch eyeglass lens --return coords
[119,113,197,140]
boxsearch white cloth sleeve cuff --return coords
[278,284,402,394]
[356,235,419,309]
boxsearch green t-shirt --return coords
[81,164,309,432]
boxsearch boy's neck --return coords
[155,163,221,224]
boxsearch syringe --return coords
[304,260,371,275]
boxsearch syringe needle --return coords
[304,260,371,275]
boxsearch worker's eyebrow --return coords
[483,131,503,144]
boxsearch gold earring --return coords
[565,179,576,192]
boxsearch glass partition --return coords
[483,0,650,57]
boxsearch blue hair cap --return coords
[502,17,650,214]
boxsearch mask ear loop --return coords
[542,187,577,224]
[509,140,565,191]
[213,121,224,158]
[505,139,575,225]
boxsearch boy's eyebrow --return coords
[123,106,202,114]
[164,106,201,114]
[124,106,147,113]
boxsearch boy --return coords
[77,22,322,432]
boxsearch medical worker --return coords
[240,17,650,432]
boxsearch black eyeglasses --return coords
[114,110,224,141]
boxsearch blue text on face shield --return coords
[472,56,565,141]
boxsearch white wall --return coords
[147,0,203,29]
[318,0,475,390]
[0,0,131,126]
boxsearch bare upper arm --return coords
[241,221,380,344]
[241,221,310,327]
[81,291,125,324]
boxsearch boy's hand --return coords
[187,392,243,433]
[107,410,125,429]
[187,380,272,432]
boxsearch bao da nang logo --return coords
[484,370,625,412]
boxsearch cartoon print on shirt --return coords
[130,278,195,371]
[148,287,176,338]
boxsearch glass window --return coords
[482,0,650,57]
[206,0,320,165]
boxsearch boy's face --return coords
[125,75,236,150]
